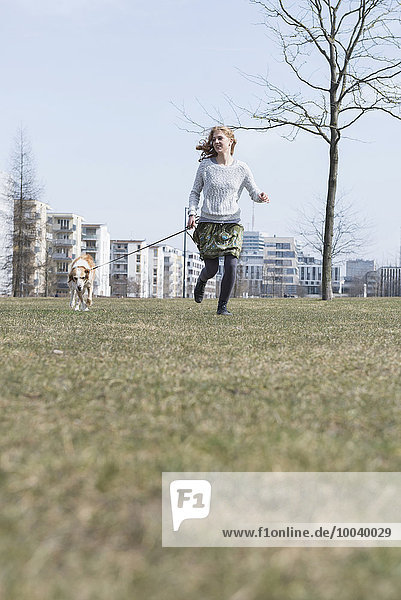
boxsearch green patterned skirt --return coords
[192,222,244,260]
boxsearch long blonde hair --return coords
[196,126,237,162]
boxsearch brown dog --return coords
[68,254,95,311]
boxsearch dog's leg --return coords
[86,283,93,308]
[77,290,88,311]
[70,288,78,310]
[74,292,80,310]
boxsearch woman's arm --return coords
[242,163,269,203]
[188,163,204,219]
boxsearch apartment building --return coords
[163,245,183,298]
[12,198,51,296]
[110,240,149,297]
[32,200,51,296]
[148,245,165,298]
[0,173,13,295]
[235,231,268,297]
[263,236,299,297]
[81,223,110,296]
[346,259,375,280]
[48,212,83,296]
[185,251,216,299]
[298,252,341,295]
[379,267,401,297]
[0,173,50,296]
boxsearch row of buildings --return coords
[1,194,400,298]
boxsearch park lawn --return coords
[0,296,400,599]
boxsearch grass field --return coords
[0,296,400,599]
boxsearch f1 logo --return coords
[170,480,212,531]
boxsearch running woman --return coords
[187,126,269,315]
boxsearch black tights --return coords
[200,254,238,304]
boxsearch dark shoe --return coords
[194,277,206,303]
[217,302,232,315]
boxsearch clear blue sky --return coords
[1,0,400,265]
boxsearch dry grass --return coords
[0,296,400,599]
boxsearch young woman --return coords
[187,126,269,315]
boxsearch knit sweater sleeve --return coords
[188,162,204,216]
[242,162,263,203]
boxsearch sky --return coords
[0,0,400,266]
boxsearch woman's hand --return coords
[259,192,269,203]
[187,215,196,229]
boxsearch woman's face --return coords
[212,130,232,154]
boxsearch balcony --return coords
[111,258,128,264]
[82,234,98,240]
[52,252,71,260]
[54,239,74,246]
[52,227,73,233]
[82,245,98,252]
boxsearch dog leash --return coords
[91,223,196,271]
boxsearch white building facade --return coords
[110,240,149,298]
[163,245,183,298]
[0,173,13,295]
[263,236,299,297]
[81,223,110,296]
[298,252,342,295]
[48,212,83,296]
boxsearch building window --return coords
[57,219,70,230]
[58,261,69,272]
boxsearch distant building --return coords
[163,245,183,298]
[147,245,165,298]
[378,267,401,297]
[110,239,149,298]
[32,200,51,296]
[12,198,51,296]
[346,259,375,279]
[234,231,267,297]
[242,230,267,254]
[185,251,216,299]
[48,212,83,296]
[263,236,299,297]
[0,173,13,295]
[298,252,341,296]
[343,259,376,296]
[81,224,110,296]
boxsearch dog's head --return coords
[68,267,90,292]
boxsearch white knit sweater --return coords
[188,158,263,223]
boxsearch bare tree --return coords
[178,0,401,300]
[9,129,44,297]
[127,276,141,297]
[294,195,372,261]
[110,274,127,297]
[263,261,285,297]
[40,243,58,297]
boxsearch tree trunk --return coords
[321,131,339,300]
[322,29,340,302]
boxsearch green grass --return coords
[0,296,400,599]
